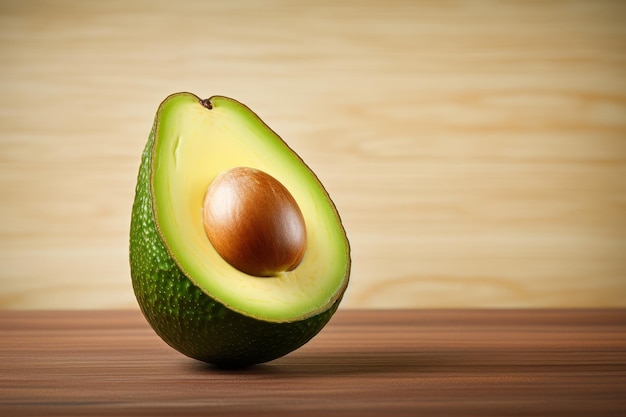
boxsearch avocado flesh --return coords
[130,92,350,366]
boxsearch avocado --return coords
[129,92,350,367]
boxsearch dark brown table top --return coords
[1,309,625,416]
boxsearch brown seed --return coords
[202,167,307,277]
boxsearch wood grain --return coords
[0,309,625,416]
[0,0,625,309]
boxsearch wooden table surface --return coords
[1,309,625,416]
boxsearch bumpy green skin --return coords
[130,127,341,368]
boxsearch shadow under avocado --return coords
[188,350,428,377]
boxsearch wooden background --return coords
[0,0,624,310]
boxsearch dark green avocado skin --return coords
[130,126,340,368]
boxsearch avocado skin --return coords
[130,124,340,368]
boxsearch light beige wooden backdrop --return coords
[1,0,625,310]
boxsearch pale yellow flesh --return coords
[152,93,348,321]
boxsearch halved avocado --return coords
[129,92,350,367]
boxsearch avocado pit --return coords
[202,167,307,277]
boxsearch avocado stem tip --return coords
[200,98,213,110]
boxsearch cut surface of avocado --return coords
[150,93,349,322]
